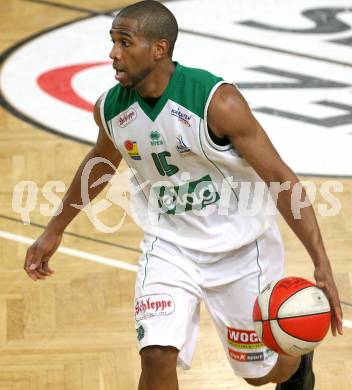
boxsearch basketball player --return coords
[24,1,343,389]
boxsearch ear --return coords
[153,39,170,60]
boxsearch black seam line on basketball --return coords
[22,0,112,16]
[267,311,331,344]
[275,313,331,343]
[276,286,317,317]
[267,279,281,322]
[0,214,141,253]
[263,311,331,321]
[179,28,352,68]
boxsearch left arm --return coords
[208,83,343,336]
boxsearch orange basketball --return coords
[253,277,331,357]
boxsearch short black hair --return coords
[117,0,178,57]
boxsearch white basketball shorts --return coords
[134,222,284,379]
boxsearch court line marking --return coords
[23,0,115,16]
[0,213,141,253]
[1,3,352,182]
[179,28,352,68]
[24,0,101,15]
[1,229,351,329]
[341,300,352,307]
[343,319,352,329]
[0,230,138,273]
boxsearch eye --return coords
[110,38,115,44]
[122,40,130,47]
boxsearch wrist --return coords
[46,219,67,235]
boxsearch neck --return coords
[136,60,175,98]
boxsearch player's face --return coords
[109,17,155,89]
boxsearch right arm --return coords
[24,96,122,281]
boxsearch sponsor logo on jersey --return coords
[135,294,175,321]
[155,174,220,214]
[176,135,192,155]
[227,327,264,350]
[124,140,141,160]
[228,349,264,362]
[136,325,145,341]
[228,348,274,362]
[150,130,164,146]
[118,108,137,128]
[171,107,192,127]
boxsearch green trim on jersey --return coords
[142,237,158,289]
[165,63,223,120]
[104,86,136,135]
[198,121,239,202]
[103,63,223,124]
[255,240,262,294]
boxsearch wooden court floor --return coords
[0,1,351,389]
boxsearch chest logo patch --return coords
[118,108,137,128]
[171,107,192,127]
[155,174,220,214]
[124,140,141,160]
[150,130,164,146]
[176,135,192,156]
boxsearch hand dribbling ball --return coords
[252,277,331,357]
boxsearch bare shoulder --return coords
[93,93,105,129]
[208,83,256,137]
[210,83,250,116]
[92,93,122,165]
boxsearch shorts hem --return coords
[137,339,191,370]
[138,339,182,352]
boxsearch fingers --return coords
[327,287,344,336]
[24,247,38,281]
[331,315,337,337]
[316,281,325,289]
[319,283,343,337]
[43,261,54,275]
[24,247,54,281]
[333,305,344,336]
[330,309,343,337]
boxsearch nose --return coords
[109,43,121,60]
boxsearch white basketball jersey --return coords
[101,63,275,253]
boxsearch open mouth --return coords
[113,63,127,80]
[115,69,127,82]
